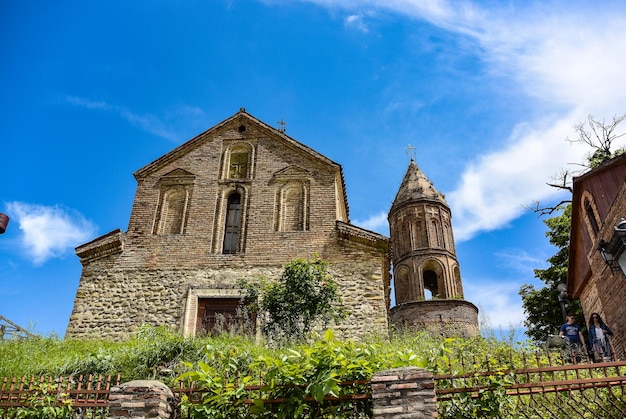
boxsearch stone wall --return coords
[108,380,174,419]
[66,111,391,341]
[389,300,479,338]
[66,258,388,341]
[107,368,437,419]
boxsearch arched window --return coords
[584,196,599,235]
[223,193,241,254]
[423,269,439,299]
[228,150,248,179]
[223,143,253,180]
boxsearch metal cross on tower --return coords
[277,119,287,133]
[405,144,416,162]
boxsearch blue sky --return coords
[2,0,626,339]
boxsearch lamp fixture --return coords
[597,218,626,274]
[598,240,619,272]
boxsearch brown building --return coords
[568,153,626,358]
[66,109,477,340]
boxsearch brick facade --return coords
[569,154,626,358]
[66,109,390,340]
[66,109,476,341]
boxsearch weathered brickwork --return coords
[67,110,390,340]
[108,380,174,419]
[67,109,478,341]
[371,367,437,419]
[569,155,626,358]
[389,300,479,338]
[387,160,478,336]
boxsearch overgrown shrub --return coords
[240,255,346,344]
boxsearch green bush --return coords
[240,256,346,344]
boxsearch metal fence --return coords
[2,353,626,418]
[0,374,120,418]
[435,348,626,418]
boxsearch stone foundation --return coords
[390,300,479,337]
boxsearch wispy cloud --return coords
[64,96,205,143]
[345,14,369,32]
[5,202,97,266]
[300,0,626,240]
[494,248,544,274]
[464,279,525,330]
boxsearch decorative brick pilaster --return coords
[108,380,174,419]
[371,367,437,418]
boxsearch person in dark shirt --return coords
[559,313,587,353]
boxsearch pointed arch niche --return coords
[394,265,411,305]
[153,169,195,235]
[271,166,311,232]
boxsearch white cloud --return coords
[64,96,204,143]
[353,211,389,234]
[302,1,626,240]
[345,14,369,32]
[448,112,591,240]
[464,280,525,331]
[5,202,97,266]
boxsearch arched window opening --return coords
[223,193,241,254]
[584,197,599,235]
[423,269,438,299]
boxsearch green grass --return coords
[1,324,535,384]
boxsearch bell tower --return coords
[388,157,478,336]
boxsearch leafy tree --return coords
[519,204,582,342]
[241,256,346,344]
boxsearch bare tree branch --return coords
[523,200,572,216]
[531,113,626,216]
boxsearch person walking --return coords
[588,312,614,362]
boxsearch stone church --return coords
[66,108,478,340]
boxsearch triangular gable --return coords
[271,165,313,182]
[158,168,196,186]
[132,107,351,220]
[134,108,340,178]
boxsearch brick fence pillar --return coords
[108,380,174,419]
[371,367,437,418]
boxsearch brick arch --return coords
[394,265,411,304]
[156,187,188,234]
[581,190,601,238]
[419,259,445,299]
[275,182,309,231]
[153,169,195,235]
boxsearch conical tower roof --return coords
[391,159,447,210]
